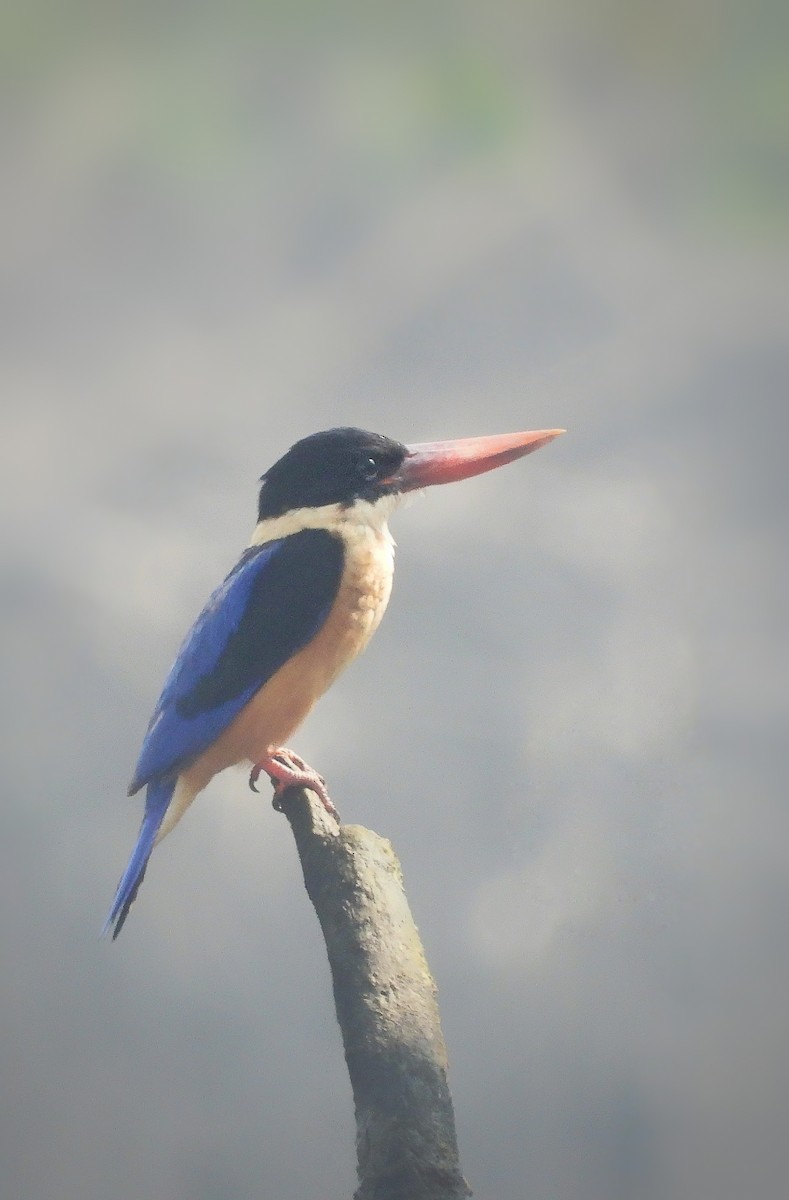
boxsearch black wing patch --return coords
[128,528,345,792]
[177,528,345,717]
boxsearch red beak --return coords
[395,428,565,491]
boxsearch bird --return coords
[103,425,564,937]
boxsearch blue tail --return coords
[102,778,176,940]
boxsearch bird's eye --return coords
[361,456,379,481]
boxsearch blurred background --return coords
[2,2,786,1198]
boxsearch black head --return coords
[258,428,409,520]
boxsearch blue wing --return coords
[128,528,345,793]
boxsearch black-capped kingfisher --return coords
[103,425,563,937]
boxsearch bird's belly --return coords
[183,532,394,787]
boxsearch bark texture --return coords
[280,788,471,1200]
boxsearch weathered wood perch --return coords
[278,786,472,1200]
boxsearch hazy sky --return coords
[2,4,786,1199]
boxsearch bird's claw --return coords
[248,749,339,821]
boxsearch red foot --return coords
[249,748,339,822]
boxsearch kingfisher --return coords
[103,425,563,937]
